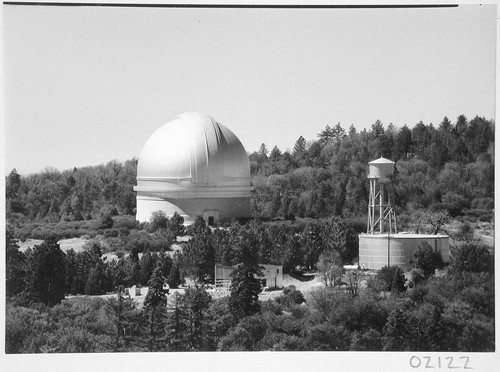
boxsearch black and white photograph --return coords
[1,1,497,371]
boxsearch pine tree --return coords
[228,230,262,320]
[269,145,282,160]
[165,292,188,351]
[6,228,26,297]
[105,287,140,351]
[167,261,183,289]
[318,125,335,144]
[24,235,66,306]
[6,169,21,199]
[371,120,385,138]
[168,212,185,241]
[181,287,212,350]
[258,143,269,158]
[293,135,307,155]
[139,251,156,286]
[85,262,105,295]
[143,265,168,351]
[182,227,215,283]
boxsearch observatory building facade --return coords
[359,157,450,269]
[134,112,253,224]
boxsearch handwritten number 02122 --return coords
[409,356,472,369]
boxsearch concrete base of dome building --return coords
[136,194,251,225]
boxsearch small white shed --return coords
[214,263,283,289]
[259,264,283,289]
[128,285,142,298]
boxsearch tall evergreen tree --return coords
[181,287,212,350]
[394,125,413,160]
[6,228,26,297]
[144,265,168,351]
[182,227,215,283]
[24,236,66,306]
[269,145,282,160]
[167,253,183,288]
[228,230,263,319]
[293,136,307,155]
[105,287,141,351]
[318,125,335,144]
[85,262,106,295]
[165,292,188,351]
[168,211,185,241]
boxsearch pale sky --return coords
[2,3,496,175]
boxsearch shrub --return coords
[407,268,426,288]
[113,215,140,230]
[103,229,119,238]
[276,285,305,308]
[449,242,493,274]
[305,323,351,351]
[442,192,469,217]
[350,328,383,351]
[372,265,406,293]
[454,221,475,242]
[413,242,444,277]
[261,300,283,315]
[98,213,114,230]
[343,217,366,234]
[149,210,169,232]
[218,313,267,351]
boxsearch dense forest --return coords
[249,115,494,221]
[5,224,495,352]
[4,114,495,353]
[6,114,494,227]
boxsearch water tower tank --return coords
[368,157,395,180]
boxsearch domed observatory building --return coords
[134,112,253,224]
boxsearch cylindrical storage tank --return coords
[368,157,395,179]
[359,233,450,270]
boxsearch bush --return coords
[449,242,493,274]
[219,313,268,351]
[407,268,426,288]
[261,300,283,315]
[343,217,366,234]
[103,229,119,238]
[350,328,383,351]
[372,265,406,293]
[442,192,469,217]
[113,215,140,230]
[471,197,494,211]
[149,210,169,232]
[413,242,444,277]
[98,213,114,230]
[276,285,305,308]
[305,323,351,351]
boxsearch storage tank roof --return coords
[137,112,250,186]
[369,157,395,165]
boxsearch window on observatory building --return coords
[208,216,214,226]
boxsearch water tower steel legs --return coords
[367,178,397,235]
[379,183,384,234]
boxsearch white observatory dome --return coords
[134,112,253,224]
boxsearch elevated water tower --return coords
[366,157,397,235]
[359,157,450,270]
